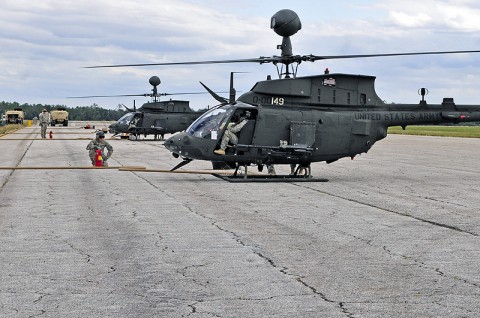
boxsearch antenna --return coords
[418,87,429,105]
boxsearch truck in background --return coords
[5,108,25,124]
[50,107,69,126]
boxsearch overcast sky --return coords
[2,0,480,110]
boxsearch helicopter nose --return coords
[108,123,117,133]
[165,135,175,151]
[165,133,188,154]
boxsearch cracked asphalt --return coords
[1,123,479,317]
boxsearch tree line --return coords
[0,101,127,121]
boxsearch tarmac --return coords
[1,123,479,317]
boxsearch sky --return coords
[2,0,480,110]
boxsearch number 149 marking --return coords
[272,97,284,105]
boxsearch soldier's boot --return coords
[214,149,225,155]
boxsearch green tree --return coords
[0,101,126,121]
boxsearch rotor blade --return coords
[304,50,480,61]
[84,49,480,69]
[159,91,228,96]
[67,94,149,98]
[84,57,278,68]
[199,81,228,104]
[84,50,480,69]
[67,92,227,99]
[121,104,134,112]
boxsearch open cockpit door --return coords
[215,108,258,153]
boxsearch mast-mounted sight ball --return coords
[271,9,302,37]
[149,76,161,87]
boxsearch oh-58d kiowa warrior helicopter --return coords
[88,9,480,181]
[69,76,216,140]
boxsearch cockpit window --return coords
[118,113,134,125]
[186,105,234,138]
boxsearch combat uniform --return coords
[86,136,113,166]
[267,164,276,176]
[214,118,248,154]
[38,111,50,138]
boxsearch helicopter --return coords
[69,76,211,140]
[89,9,480,181]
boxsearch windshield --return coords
[117,113,134,125]
[186,105,234,138]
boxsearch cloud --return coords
[378,0,480,31]
[388,11,432,28]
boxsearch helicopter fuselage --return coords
[165,73,480,167]
[109,100,203,137]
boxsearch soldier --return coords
[214,112,250,155]
[86,131,113,166]
[266,164,276,176]
[38,109,50,139]
[290,164,306,175]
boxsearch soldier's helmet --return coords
[96,131,105,139]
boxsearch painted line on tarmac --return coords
[0,166,146,170]
[0,138,114,140]
[0,128,21,137]
[11,132,97,134]
[0,165,240,176]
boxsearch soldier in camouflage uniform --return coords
[38,109,50,139]
[86,131,113,166]
[214,113,250,155]
[267,164,276,176]
[290,164,306,175]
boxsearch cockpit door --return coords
[221,109,257,146]
[129,113,143,128]
[236,120,255,145]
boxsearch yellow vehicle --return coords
[51,107,69,126]
[5,108,25,124]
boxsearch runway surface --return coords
[1,123,479,317]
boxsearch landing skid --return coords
[212,174,328,183]
[213,163,328,182]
